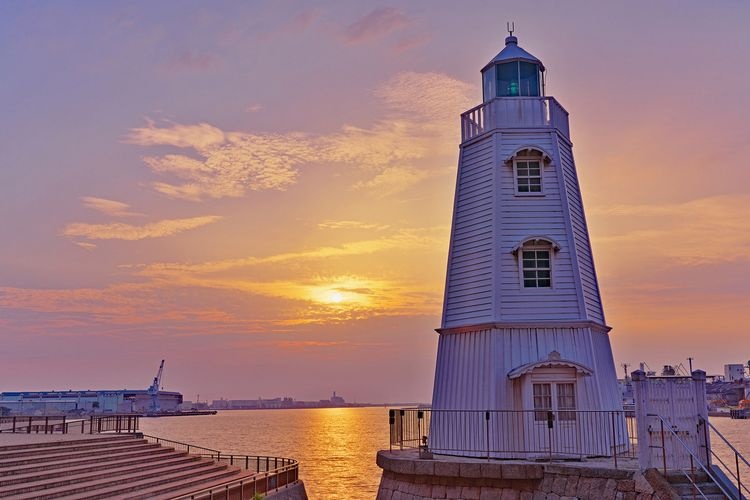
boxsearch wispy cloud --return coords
[317,220,390,231]
[81,196,143,217]
[341,8,410,45]
[591,195,750,266]
[126,120,225,149]
[131,227,446,275]
[127,72,472,200]
[353,166,431,197]
[62,215,222,241]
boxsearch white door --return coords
[530,380,579,456]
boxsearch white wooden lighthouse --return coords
[430,35,622,455]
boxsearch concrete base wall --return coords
[266,480,308,500]
[376,451,678,500]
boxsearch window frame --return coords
[512,155,545,197]
[517,240,555,290]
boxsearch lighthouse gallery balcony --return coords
[461,96,570,143]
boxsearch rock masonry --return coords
[376,451,678,500]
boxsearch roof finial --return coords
[506,21,515,36]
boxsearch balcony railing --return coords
[390,408,635,466]
[461,97,570,143]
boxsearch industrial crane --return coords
[148,360,165,413]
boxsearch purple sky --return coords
[1,1,749,402]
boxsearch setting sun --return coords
[328,292,344,303]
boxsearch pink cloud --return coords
[341,8,410,45]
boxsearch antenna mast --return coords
[506,21,515,36]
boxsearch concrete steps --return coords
[667,472,728,499]
[0,434,252,499]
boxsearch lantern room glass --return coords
[492,61,541,98]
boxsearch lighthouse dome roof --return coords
[482,36,545,72]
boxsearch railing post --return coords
[62,416,66,434]
[399,409,404,450]
[89,415,93,434]
[485,411,490,461]
[611,411,618,469]
[389,410,395,452]
[660,418,667,477]
[736,453,741,499]
[28,416,32,434]
[12,416,15,433]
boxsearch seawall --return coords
[376,450,677,500]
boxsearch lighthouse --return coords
[429,34,622,454]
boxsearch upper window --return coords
[511,149,545,195]
[522,242,551,288]
[515,159,542,194]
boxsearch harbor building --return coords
[0,389,182,414]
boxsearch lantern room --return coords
[481,35,545,101]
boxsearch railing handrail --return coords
[141,434,220,455]
[703,418,750,498]
[172,454,299,500]
[459,96,570,143]
[705,419,750,469]
[0,414,139,435]
[647,413,734,500]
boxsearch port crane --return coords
[148,360,165,413]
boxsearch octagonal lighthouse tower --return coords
[430,36,621,452]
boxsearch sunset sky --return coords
[2,1,749,403]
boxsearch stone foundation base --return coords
[266,480,308,499]
[376,450,678,500]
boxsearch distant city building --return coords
[207,393,348,410]
[0,389,182,415]
[724,363,746,382]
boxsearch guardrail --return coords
[174,454,299,500]
[141,434,219,456]
[648,414,734,500]
[704,418,750,499]
[460,96,570,143]
[390,408,635,466]
[0,414,140,434]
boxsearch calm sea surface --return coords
[140,409,750,500]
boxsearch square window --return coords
[521,247,551,288]
[515,158,543,195]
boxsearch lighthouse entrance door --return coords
[527,368,578,456]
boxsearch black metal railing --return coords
[174,455,299,500]
[139,435,300,498]
[0,414,140,435]
[389,408,636,466]
[141,434,220,456]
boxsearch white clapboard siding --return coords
[432,326,621,412]
[496,132,581,321]
[442,136,495,328]
[557,138,606,324]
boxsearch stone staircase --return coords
[0,434,256,499]
[666,471,728,500]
